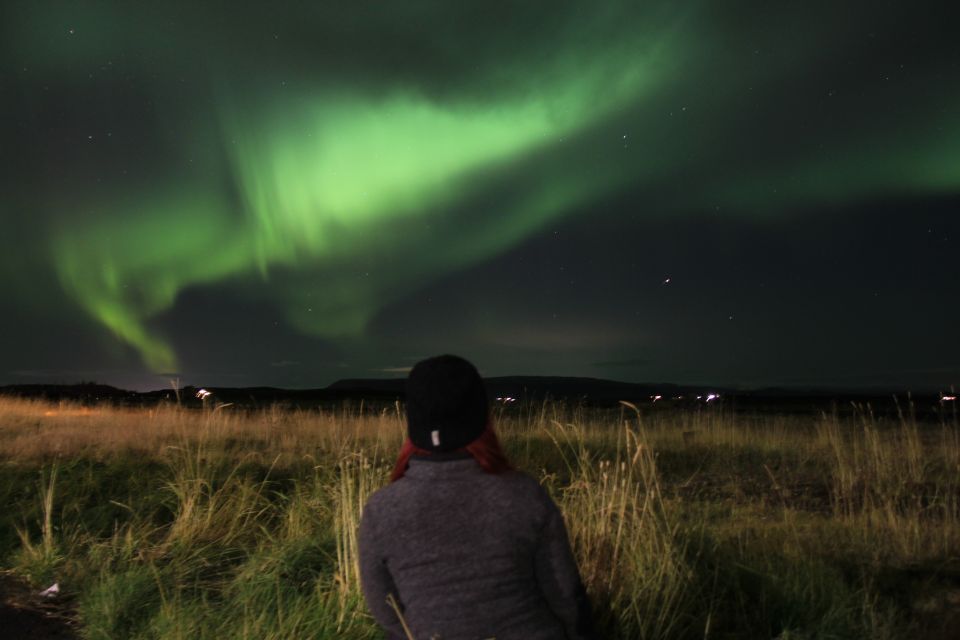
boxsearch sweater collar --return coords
[410,450,473,462]
[405,453,482,479]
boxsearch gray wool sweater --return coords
[358,453,593,640]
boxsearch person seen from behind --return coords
[359,354,595,639]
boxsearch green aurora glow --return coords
[39,11,675,371]
[3,1,958,381]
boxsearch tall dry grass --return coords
[1,395,959,638]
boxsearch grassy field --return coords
[1,395,959,639]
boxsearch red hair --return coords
[390,423,513,482]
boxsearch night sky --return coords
[2,1,958,391]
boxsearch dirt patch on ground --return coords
[0,573,79,639]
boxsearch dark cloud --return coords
[592,359,652,369]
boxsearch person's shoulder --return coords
[362,480,402,518]
[496,469,557,504]
[500,468,542,487]
[490,470,563,531]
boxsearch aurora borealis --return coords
[2,1,958,390]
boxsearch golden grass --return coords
[2,395,959,638]
[0,397,405,463]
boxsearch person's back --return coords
[358,354,593,639]
[361,454,588,639]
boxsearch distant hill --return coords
[0,383,140,403]
[0,377,951,417]
[327,376,728,402]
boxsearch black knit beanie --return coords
[405,354,488,452]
